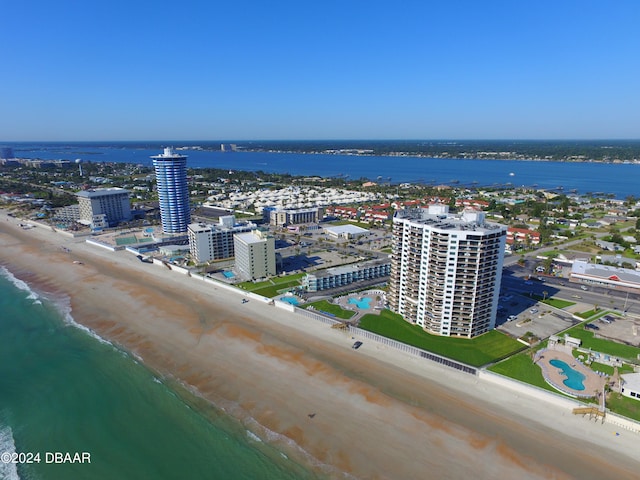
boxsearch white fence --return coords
[294,307,477,375]
[86,238,118,251]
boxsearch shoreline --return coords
[239,149,640,164]
[12,145,640,164]
[2,211,640,479]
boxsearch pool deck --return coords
[334,291,386,319]
[277,294,301,306]
[535,349,607,398]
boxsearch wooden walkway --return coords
[572,406,606,421]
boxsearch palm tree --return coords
[542,290,549,301]
[613,366,621,393]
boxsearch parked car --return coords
[352,341,363,350]
[529,308,538,314]
[585,323,599,330]
[507,315,517,322]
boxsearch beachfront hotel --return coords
[303,258,391,292]
[151,147,190,233]
[233,229,276,280]
[389,205,507,338]
[76,187,132,229]
[187,215,257,264]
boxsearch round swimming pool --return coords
[550,359,586,391]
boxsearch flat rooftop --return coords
[324,224,369,235]
[76,187,130,198]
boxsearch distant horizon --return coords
[3,138,640,144]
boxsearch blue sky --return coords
[2,0,639,140]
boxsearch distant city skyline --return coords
[2,1,639,141]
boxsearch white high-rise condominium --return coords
[187,216,257,264]
[389,205,507,338]
[233,229,276,280]
[76,187,132,228]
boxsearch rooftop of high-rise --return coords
[394,205,505,233]
[151,147,187,159]
[76,187,130,198]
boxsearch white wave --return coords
[0,266,41,305]
[67,320,114,347]
[132,352,144,363]
[0,425,21,480]
[166,375,356,479]
[241,416,356,478]
[0,265,114,348]
[39,292,113,352]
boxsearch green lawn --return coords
[572,346,635,375]
[540,297,575,309]
[302,300,355,320]
[272,273,305,284]
[358,310,525,367]
[564,323,640,361]
[489,350,640,417]
[238,273,306,296]
[488,350,560,393]
[606,393,640,422]
[251,279,303,298]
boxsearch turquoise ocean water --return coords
[0,267,324,480]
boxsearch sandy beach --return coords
[1,212,639,480]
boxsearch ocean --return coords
[7,142,640,198]
[0,266,323,480]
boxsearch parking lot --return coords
[592,314,640,347]
[497,293,580,340]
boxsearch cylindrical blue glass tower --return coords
[151,147,190,233]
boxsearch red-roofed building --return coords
[455,199,490,210]
[507,227,541,246]
[326,206,359,220]
[362,209,391,223]
[371,203,390,210]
